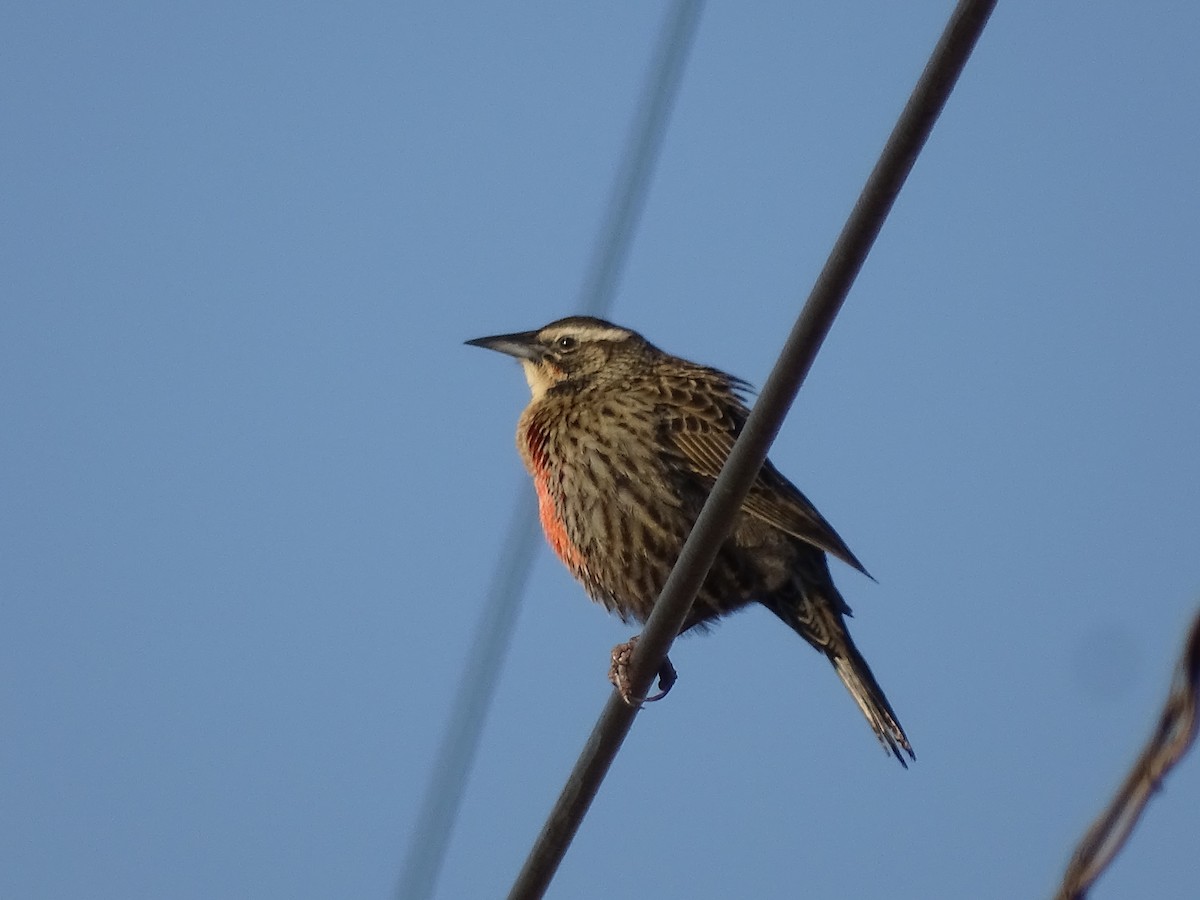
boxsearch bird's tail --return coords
[767,566,915,767]
[828,635,914,767]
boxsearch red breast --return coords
[520,415,588,577]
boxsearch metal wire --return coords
[577,1,706,317]
[507,2,998,896]
[1055,609,1200,900]
[396,4,706,898]
[397,489,540,900]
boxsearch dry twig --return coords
[1055,609,1200,900]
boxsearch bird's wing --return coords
[662,386,871,578]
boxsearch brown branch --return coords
[1055,609,1200,900]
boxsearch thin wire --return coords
[579,0,706,316]
[397,489,539,900]
[507,2,998,896]
[396,4,706,898]
[1055,608,1200,900]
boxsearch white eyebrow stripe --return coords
[543,325,632,343]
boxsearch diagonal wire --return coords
[396,4,706,898]
[507,1,997,896]
[1054,608,1200,900]
[577,0,706,316]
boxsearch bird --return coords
[466,315,914,766]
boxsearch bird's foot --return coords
[608,635,678,706]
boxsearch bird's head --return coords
[466,316,649,399]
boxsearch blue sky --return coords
[3,3,1198,898]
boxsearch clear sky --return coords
[3,3,1199,898]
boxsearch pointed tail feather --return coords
[830,642,915,767]
[765,560,915,766]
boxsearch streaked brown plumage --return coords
[466,316,914,765]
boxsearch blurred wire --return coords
[396,4,706,898]
[577,1,706,316]
[508,1,997,896]
[396,490,539,900]
[1055,609,1200,900]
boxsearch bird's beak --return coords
[464,329,543,361]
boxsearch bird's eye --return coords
[555,335,578,351]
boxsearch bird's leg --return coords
[608,635,678,706]
[649,654,678,701]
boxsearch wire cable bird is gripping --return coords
[506,1,998,897]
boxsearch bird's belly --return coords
[521,413,766,625]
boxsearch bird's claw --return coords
[608,636,678,706]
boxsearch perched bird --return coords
[466,316,914,765]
